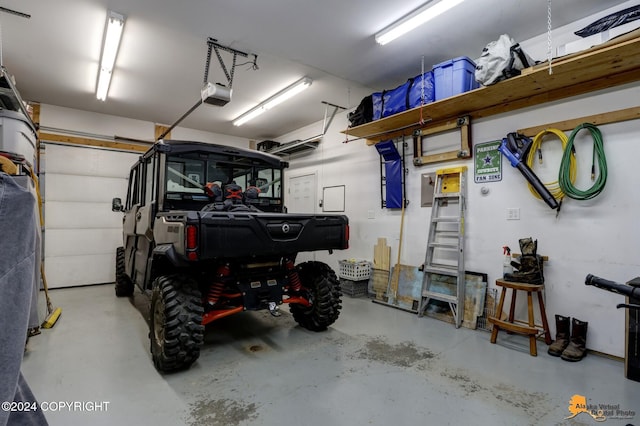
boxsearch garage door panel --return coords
[43,144,140,287]
[45,225,123,257]
[46,174,129,203]
[44,144,139,177]
[45,254,115,288]
[45,201,124,229]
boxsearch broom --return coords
[28,167,62,328]
[40,264,61,328]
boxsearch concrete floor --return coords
[22,284,639,426]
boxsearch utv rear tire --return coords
[115,246,134,297]
[149,275,204,372]
[290,261,342,331]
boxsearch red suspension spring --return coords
[285,259,302,293]
[207,264,231,306]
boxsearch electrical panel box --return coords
[421,173,435,207]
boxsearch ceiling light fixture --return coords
[232,77,312,126]
[96,11,126,101]
[375,0,465,46]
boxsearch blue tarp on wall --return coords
[375,140,403,208]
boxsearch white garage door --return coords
[43,143,140,288]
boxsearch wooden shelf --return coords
[343,31,640,144]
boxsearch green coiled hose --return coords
[559,123,607,200]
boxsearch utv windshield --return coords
[163,150,283,212]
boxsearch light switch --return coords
[506,208,520,220]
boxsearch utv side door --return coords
[122,166,141,282]
[133,154,157,289]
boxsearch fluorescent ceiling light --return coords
[233,77,312,126]
[96,11,125,101]
[375,0,464,45]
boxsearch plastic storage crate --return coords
[340,278,368,297]
[433,56,479,101]
[338,260,371,281]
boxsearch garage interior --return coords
[1,1,640,425]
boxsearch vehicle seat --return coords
[205,182,223,201]
[224,183,243,204]
[244,185,261,201]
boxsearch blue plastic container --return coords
[433,56,479,101]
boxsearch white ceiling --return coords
[0,0,631,141]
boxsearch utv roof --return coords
[147,140,288,168]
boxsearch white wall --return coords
[41,104,154,141]
[40,103,249,148]
[280,5,640,357]
[171,126,248,148]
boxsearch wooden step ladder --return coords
[418,166,467,328]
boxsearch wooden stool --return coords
[488,278,552,356]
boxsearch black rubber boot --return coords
[548,315,570,356]
[519,237,537,256]
[503,237,544,284]
[561,318,588,362]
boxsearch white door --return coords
[42,143,139,288]
[287,172,316,213]
[287,172,317,263]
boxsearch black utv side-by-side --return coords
[112,140,349,372]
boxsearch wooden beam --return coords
[39,132,148,152]
[30,103,42,171]
[460,118,471,157]
[30,102,40,126]
[517,106,640,136]
[360,122,425,146]
[155,124,171,140]
[413,116,471,166]
[416,118,461,136]
[414,150,462,165]
[358,117,469,146]
[364,117,460,146]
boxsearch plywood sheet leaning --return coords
[370,269,389,300]
[422,272,487,329]
[373,238,391,271]
[463,273,487,329]
[370,238,391,300]
[385,264,421,312]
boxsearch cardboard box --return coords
[557,20,640,57]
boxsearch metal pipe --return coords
[0,6,31,19]
[157,99,202,140]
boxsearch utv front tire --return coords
[149,275,204,372]
[290,261,342,331]
[115,246,134,297]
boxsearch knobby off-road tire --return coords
[115,246,134,297]
[290,261,342,331]
[149,275,204,372]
